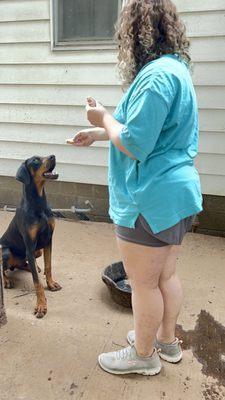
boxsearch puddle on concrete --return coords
[176,310,225,386]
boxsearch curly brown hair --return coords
[115,0,191,84]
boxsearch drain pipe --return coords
[2,200,94,215]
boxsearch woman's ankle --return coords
[136,346,155,358]
[157,335,176,344]
[157,325,176,344]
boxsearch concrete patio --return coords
[0,211,225,400]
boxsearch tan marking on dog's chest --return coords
[28,224,41,242]
[48,217,55,231]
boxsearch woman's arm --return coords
[88,127,109,141]
[102,114,135,159]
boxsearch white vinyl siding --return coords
[0,0,224,195]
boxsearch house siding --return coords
[0,0,224,195]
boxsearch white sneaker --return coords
[98,345,162,376]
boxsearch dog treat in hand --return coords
[87,97,97,107]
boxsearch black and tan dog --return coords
[0,155,61,318]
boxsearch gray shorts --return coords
[115,214,194,247]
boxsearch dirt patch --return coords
[176,310,225,386]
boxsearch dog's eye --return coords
[32,159,41,169]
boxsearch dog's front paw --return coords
[34,301,47,318]
[4,277,14,289]
[47,280,62,292]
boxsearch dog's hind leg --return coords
[44,241,61,291]
[2,248,14,289]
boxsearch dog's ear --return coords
[16,162,31,185]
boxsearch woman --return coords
[67,0,202,376]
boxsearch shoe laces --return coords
[116,346,158,361]
[116,346,132,361]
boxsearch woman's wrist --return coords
[92,127,109,141]
[102,113,115,129]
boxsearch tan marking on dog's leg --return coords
[34,282,47,318]
[3,270,13,289]
[44,245,61,292]
[2,249,16,288]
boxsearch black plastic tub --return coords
[102,261,132,308]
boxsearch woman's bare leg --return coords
[157,246,183,343]
[116,238,178,357]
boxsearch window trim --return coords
[50,0,123,51]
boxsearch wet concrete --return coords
[176,310,225,386]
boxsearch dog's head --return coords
[16,155,59,187]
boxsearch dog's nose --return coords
[49,155,55,161]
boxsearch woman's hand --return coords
[67,128,97,147]
[67,127,109,146]
[86,97,110,128]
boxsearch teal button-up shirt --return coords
[109,54,203,234]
